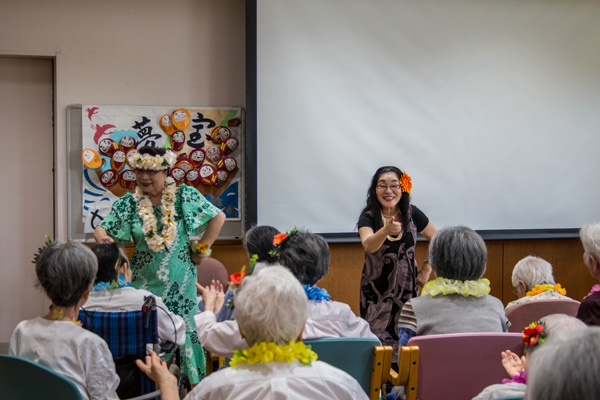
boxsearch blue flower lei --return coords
[303,285,331,302]
[91,275,131,292]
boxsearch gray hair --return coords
[277,230,330,285]
[36,241,98,307]
[540,314,586,338]
[511,256,555,289]
[526,326,600,400]
[429,226,487,281]
[580,221,600,263]
[234,266,307,345]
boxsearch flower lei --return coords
[526,283,566,297]
[303,285,331,302]
[225,254,259,309]
[127,150,177,170]
[269,227,299,258]
[522,321,546,350]
[91,275,131,292]
[230,341,318,367]
[51,308,82,327]
[134,177,178,252]
[585,283,600,299]
[399,172,412,193]
[422,277,491,298]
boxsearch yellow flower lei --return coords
[134,177,178,252]
[422,277,491,298]
[230,341,318,367]
[526,283,567,297]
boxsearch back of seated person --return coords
[195,229,378,358]
[196,256,229,312]
[398,226,509,347]
[85,243,186,347]
[505,255,571,311]
[576,221,600,326]
[9,240,120,400]
[139,266,369,400]
[525,326,600,400]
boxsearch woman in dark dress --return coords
[357,166,437,359]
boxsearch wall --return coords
[0,0,246,239]
[0,0,245,340]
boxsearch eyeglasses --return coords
[134,169,165,176]
[376,184,401,191]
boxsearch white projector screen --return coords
[248,0,600,237]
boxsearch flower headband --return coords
[400,172,412,193]
[522,321,546,350]
[269,227,299,258]
[128,150,177,170]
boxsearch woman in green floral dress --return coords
[94,146,225,384]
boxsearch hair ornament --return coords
[128,149,177,170]
[269,227,299,258]
[522,320,546,350]
[400,172,413,193]
[32,235,54,264]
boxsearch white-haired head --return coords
[234,266,307,345]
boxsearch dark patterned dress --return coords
[99,184,221,384]
[357,205,429,359]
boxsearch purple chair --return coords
[392,332,524,400]
[506,299,580,333]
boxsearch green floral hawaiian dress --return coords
[99,184,221,383]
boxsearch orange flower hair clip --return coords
[400,172,412,194]
[269,227,298,258]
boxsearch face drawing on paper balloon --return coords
[224,157,237,171]
[173,110,188,122]
[122,170,136,181]
[218,127,231,141]
[99,139,113,154]
[171,168,185,181]
[120,136,135,148]
[206,147,221,163]
[102,170,114,183]
[191,150,205,163]
[187,170,199,181]
[161,115,172,126]
[200,165,213,178]
[113,151,126,163]
[172,131,184,143]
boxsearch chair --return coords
[303,337,393,400]
[79,295,184,399]
[506,298,581,332]
[390,332,524,400]
[0,354,82,400]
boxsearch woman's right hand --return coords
[384,215,403,236]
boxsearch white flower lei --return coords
[134,177,178,252]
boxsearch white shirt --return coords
[195,300,379,358]
[187,359,369,400]
[505,290,572,311]
[9,317,120,400]
[84,286,186,346]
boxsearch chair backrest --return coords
[303,337,387,400]
[0,354,82,400]
[506,299,581,332]
[407,332,524,400]
[196,257,229,292]
[79,307,159,397]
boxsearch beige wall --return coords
[0,0,246,239]
[0,0,245,340]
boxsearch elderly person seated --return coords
[212,225,280,322]
[9,240,120,400]
[195,229,378,358]
[84,242,186,347]
[472,314,586,400]
[137,266,369,399]
[525,326,600,400]
[576,221,600,326]
[505,255,570,311]
[397,226,509,346]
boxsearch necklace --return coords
[526,283,566,297]
[48,307,82,326]
[381,214,403,241]
[134,177,178,252]
[230,341,318,367]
